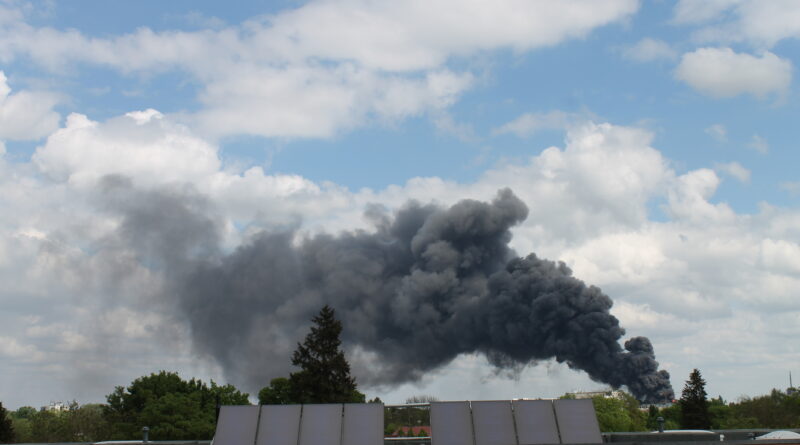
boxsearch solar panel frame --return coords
[553,399,602,444]
[256,404,303,445]
[298,404,344,445]
[512,400,560,445]
[430,401,475,445]
[214,405,261,445]
[471,400,518,445]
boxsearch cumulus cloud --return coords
[715,161,751,183]
[675,47,792,99]
[674,0,800,48]
[2,109,800,406]
[0,71,60,140]
[0,1,638,140]
[623,38,678,62]
[32,112,220,187]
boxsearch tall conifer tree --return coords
[0,401,15,444]
[679,368,711,429]
[289,305,363,403]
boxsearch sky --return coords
[1,0,800,409]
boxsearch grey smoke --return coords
[99,178,673,403]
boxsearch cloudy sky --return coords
[2,0,800,409]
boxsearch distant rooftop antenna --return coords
[791,371,793,389]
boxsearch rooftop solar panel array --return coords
[342,403,383,445]
[214,397,601,445]
[430,401,474,445]
[256,405,301,445]
[552,399,603,445]
[214,405,261,445]
[471,400,517,445]
[512,400,561,445]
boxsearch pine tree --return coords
[679,368,711,429]
[289,305,363,403]
[0,401,15,444]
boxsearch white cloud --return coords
[705,124,727,142]
[675,47,792,99]
[32,112,220,187]
[0,71,60,140]
[193,67,475,139]
[492,110,586,138]
[674,0,800,48]
[672,0,744,25]
[0,0,638,140]
[0,336,45,362]
[749,134,769,154]
[715,161,751,183]
[623,38,678,62]
[3,110,800,406]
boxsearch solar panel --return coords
[430,401,475,445]
[214,405,261,445]
[552,399,602,444]
[298,404,343,445]
[342,403,383,445]
[512,400,560,445]
[471,400,517,445]
[256,405,302,445]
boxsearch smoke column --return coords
[101,179,674,403]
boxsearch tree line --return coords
[575,368,800,432]
[3,307,800,443]
[0,305,364,443]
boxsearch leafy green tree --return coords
[289,305,363,403]
[725,388,800,428]
[679,369,711,429]
[104,371,249,440]
[591,395,646,432]
[659,403,681,430]
[0,402,15,444]
[405,395,439,403]
[259,378,294,405]
[28,410,67,442]
[66,403,111,441]
[13,406,36,420]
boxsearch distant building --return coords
[40,401,71,413]
[566,390,625,400]
[390,426,431,437]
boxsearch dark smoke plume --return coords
[100,179,673,403]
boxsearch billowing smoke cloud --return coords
[99,178,673,403]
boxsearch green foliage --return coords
[658,403,681,430]
[679,369,711,429]
[12,406,36,420]
[724,389,800,428]
[259,378,294,405]
[104,370,249,440]
[405,395,439,403]
[8,402,111,443]
[0,402,14,444]
[591,394,647,432]
[289,305,362,403]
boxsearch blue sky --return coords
[1,0,800,408]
